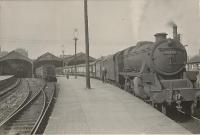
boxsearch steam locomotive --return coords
[35,64,57,82]
[63,25,200,115]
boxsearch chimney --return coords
[154,33,167,42]
[173,25,177,40]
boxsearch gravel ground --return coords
[0,79,29,123]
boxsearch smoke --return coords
[199,0,200,17]
[130,0,148,40]
[167,20,177,27]
[134,0,200,56]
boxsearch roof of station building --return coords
[0,50,32,63]
[35,52,62,62]
[188,55,200,64]
[34,52,63,68]
[64,52,96,66]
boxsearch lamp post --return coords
[32,61,34,78]
[73,29,78,79]
[61,45,65,75]
[184,45,189,70]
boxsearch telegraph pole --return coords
[73,29,78,79]
[84,0,91,89]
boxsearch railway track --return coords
[0,78,20,98]
[0,79,29,124]
[165,110,200,134]
[0,77,18,95]
[32,82,56,134]
[0,79,56,135]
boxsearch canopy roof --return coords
[64,52,96,66]
[35,52,62,62]
[188,55,200,64]
[0,50,32,63]
[34,52,62,68]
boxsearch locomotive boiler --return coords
[122,35,186,76]
[118,26,200,115]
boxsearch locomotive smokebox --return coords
[173,25,177,39]
[154,33,167,42]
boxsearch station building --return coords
[33,52,62,75]
[187,52,200,71]
[0,50,32,78]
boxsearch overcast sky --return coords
[0,0,199,59]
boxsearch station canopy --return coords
[64,52,96,66]
[188,55,200,64]
[34,52,62,68]
[0,50,32,63]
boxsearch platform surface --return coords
[0,75,13,81]
[44,76,190,134]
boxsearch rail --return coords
[32,83,56,134]
[0,78,21,97]
[0,79,29,126]
[0,76,15,90]
[172,110,200,133]
[0,80,47,134]
[30,88,47,134]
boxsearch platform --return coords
[0,75,13,81]
[44,76,190,134]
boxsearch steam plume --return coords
[167,20,177,27]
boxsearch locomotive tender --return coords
[63,25,200,115]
